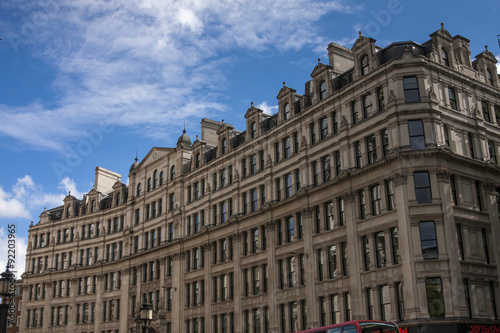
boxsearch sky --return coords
[0,0,499,278]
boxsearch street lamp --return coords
[139,303,153,333]
[0,265,15,333]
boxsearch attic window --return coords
[170,166,176,181]
[221,138,227,154]
[360,55,369,76]
[283,103,290,121]
[195,153,201,168]
[319,81,327,100]
[487,69,494,86]
[153,170,158,189]
[136,183,142,196]
[251,122,257,139]
[441,48,449,67]
[91,200,96,213]
[116,193,120,206]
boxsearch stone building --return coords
[21,24,500,333]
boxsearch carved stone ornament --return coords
[485,182,498,193]
[392,172,408,186]
[436,170,451,182]
[427,86,437,100]
[341,191,356,203]
[300,207,313,218]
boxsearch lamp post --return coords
[0,266,15,333]
[139,303,153,333]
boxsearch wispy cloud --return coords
[0,175,83,219]
[0,0,357,151]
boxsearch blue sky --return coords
[1,0,499,277]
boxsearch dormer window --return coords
[221,138,227,154]
[66,205,71,218]
[441,48,449,67]
[195,153,201,168]
[360,55,368,76]
[170,165,176,181]
[487,69,494,86]
[319,81,327,100]
[91,200,96,213]
[153,170,158,189]
[115,192,120,206]
[251,122,257,139]
[136,183,142,196]
[159,171,164,186]
[283,104,290,121]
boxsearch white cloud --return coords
[0,227,27,279]
[0,0,357,151]
[0,176,83,220]
[256,101,278,115]
[496,55,500,74]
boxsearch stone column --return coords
[343,191,363,320]
[120,268,131,332]
[300,207,319,328]
[392,172,420,320]
[94,274,104,333]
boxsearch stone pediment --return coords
[276,82,297,99]
[139,147,172,169]
[244,102,264,119]
[476,46,498,63]
[112,180,126,190]
[310,62,332,78]
[429,23,453,41]
[352,34,376,50]
[216,122,235,135]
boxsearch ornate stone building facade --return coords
[21,24,500,333]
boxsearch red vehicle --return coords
[296,320,401,333]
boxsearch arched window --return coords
[221,138,227,154]
[250,122,257,139]
[91,200,96,213]
[283,103,290,121]
[136,183,142,197]
[170,166,176,181]
[360,55,369,76]
[159,171,164,186]
[319,81,327,100]
[66,205,71,218]
[487,69,494,86]
[153,170,158,189]
[147,177,152,192]
[441,48,449,67]
[115,192,120,206]
[195,153,201,168]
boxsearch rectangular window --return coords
[310,123,316,145]
[359,190,366,220]
[488,141,497,164]
[324,201,334,230]
[283,137,291,159]
[456,224,464,260]
[403,76,419,102]
[351,100,358,125]
[408,120,425,150]
[482,228,490,264]
[341,242,348,276]
[328,245,337,279]
[396,282,404,320]
[468,133,475,158]
[285,173,292,198]
[464,279,472,318]
[286,216,294,243]
[338,197,345,226]
[241,158,247,178]
[482,101,492,123]
[420,221,438,259]
[274,142,280,162]
[425,278,445,317]
[414,171,432,203]
[366,135,377,164]
[344,292,351,321]
[448,88,458,110]
[317,249,324,281]
[259,150,265,171]
[375,231,386,268]
[315,206,321,234]
[330,295,340,324]
[366,288,374,320]
[295,169,301,191]
[371,185,381,216]
[362,93,372,119]
[379,285,391,321]
[332,111,339,134]
[275,178,281,202]
[312,161,319,186]
[355,141,362,168]
[362,236,370,271]
[391,227,400,265]
[320,117,328,140]
[250,154,257,174]
[377,86,385,112]
[322,156,330,183]
[386,179,395,210]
